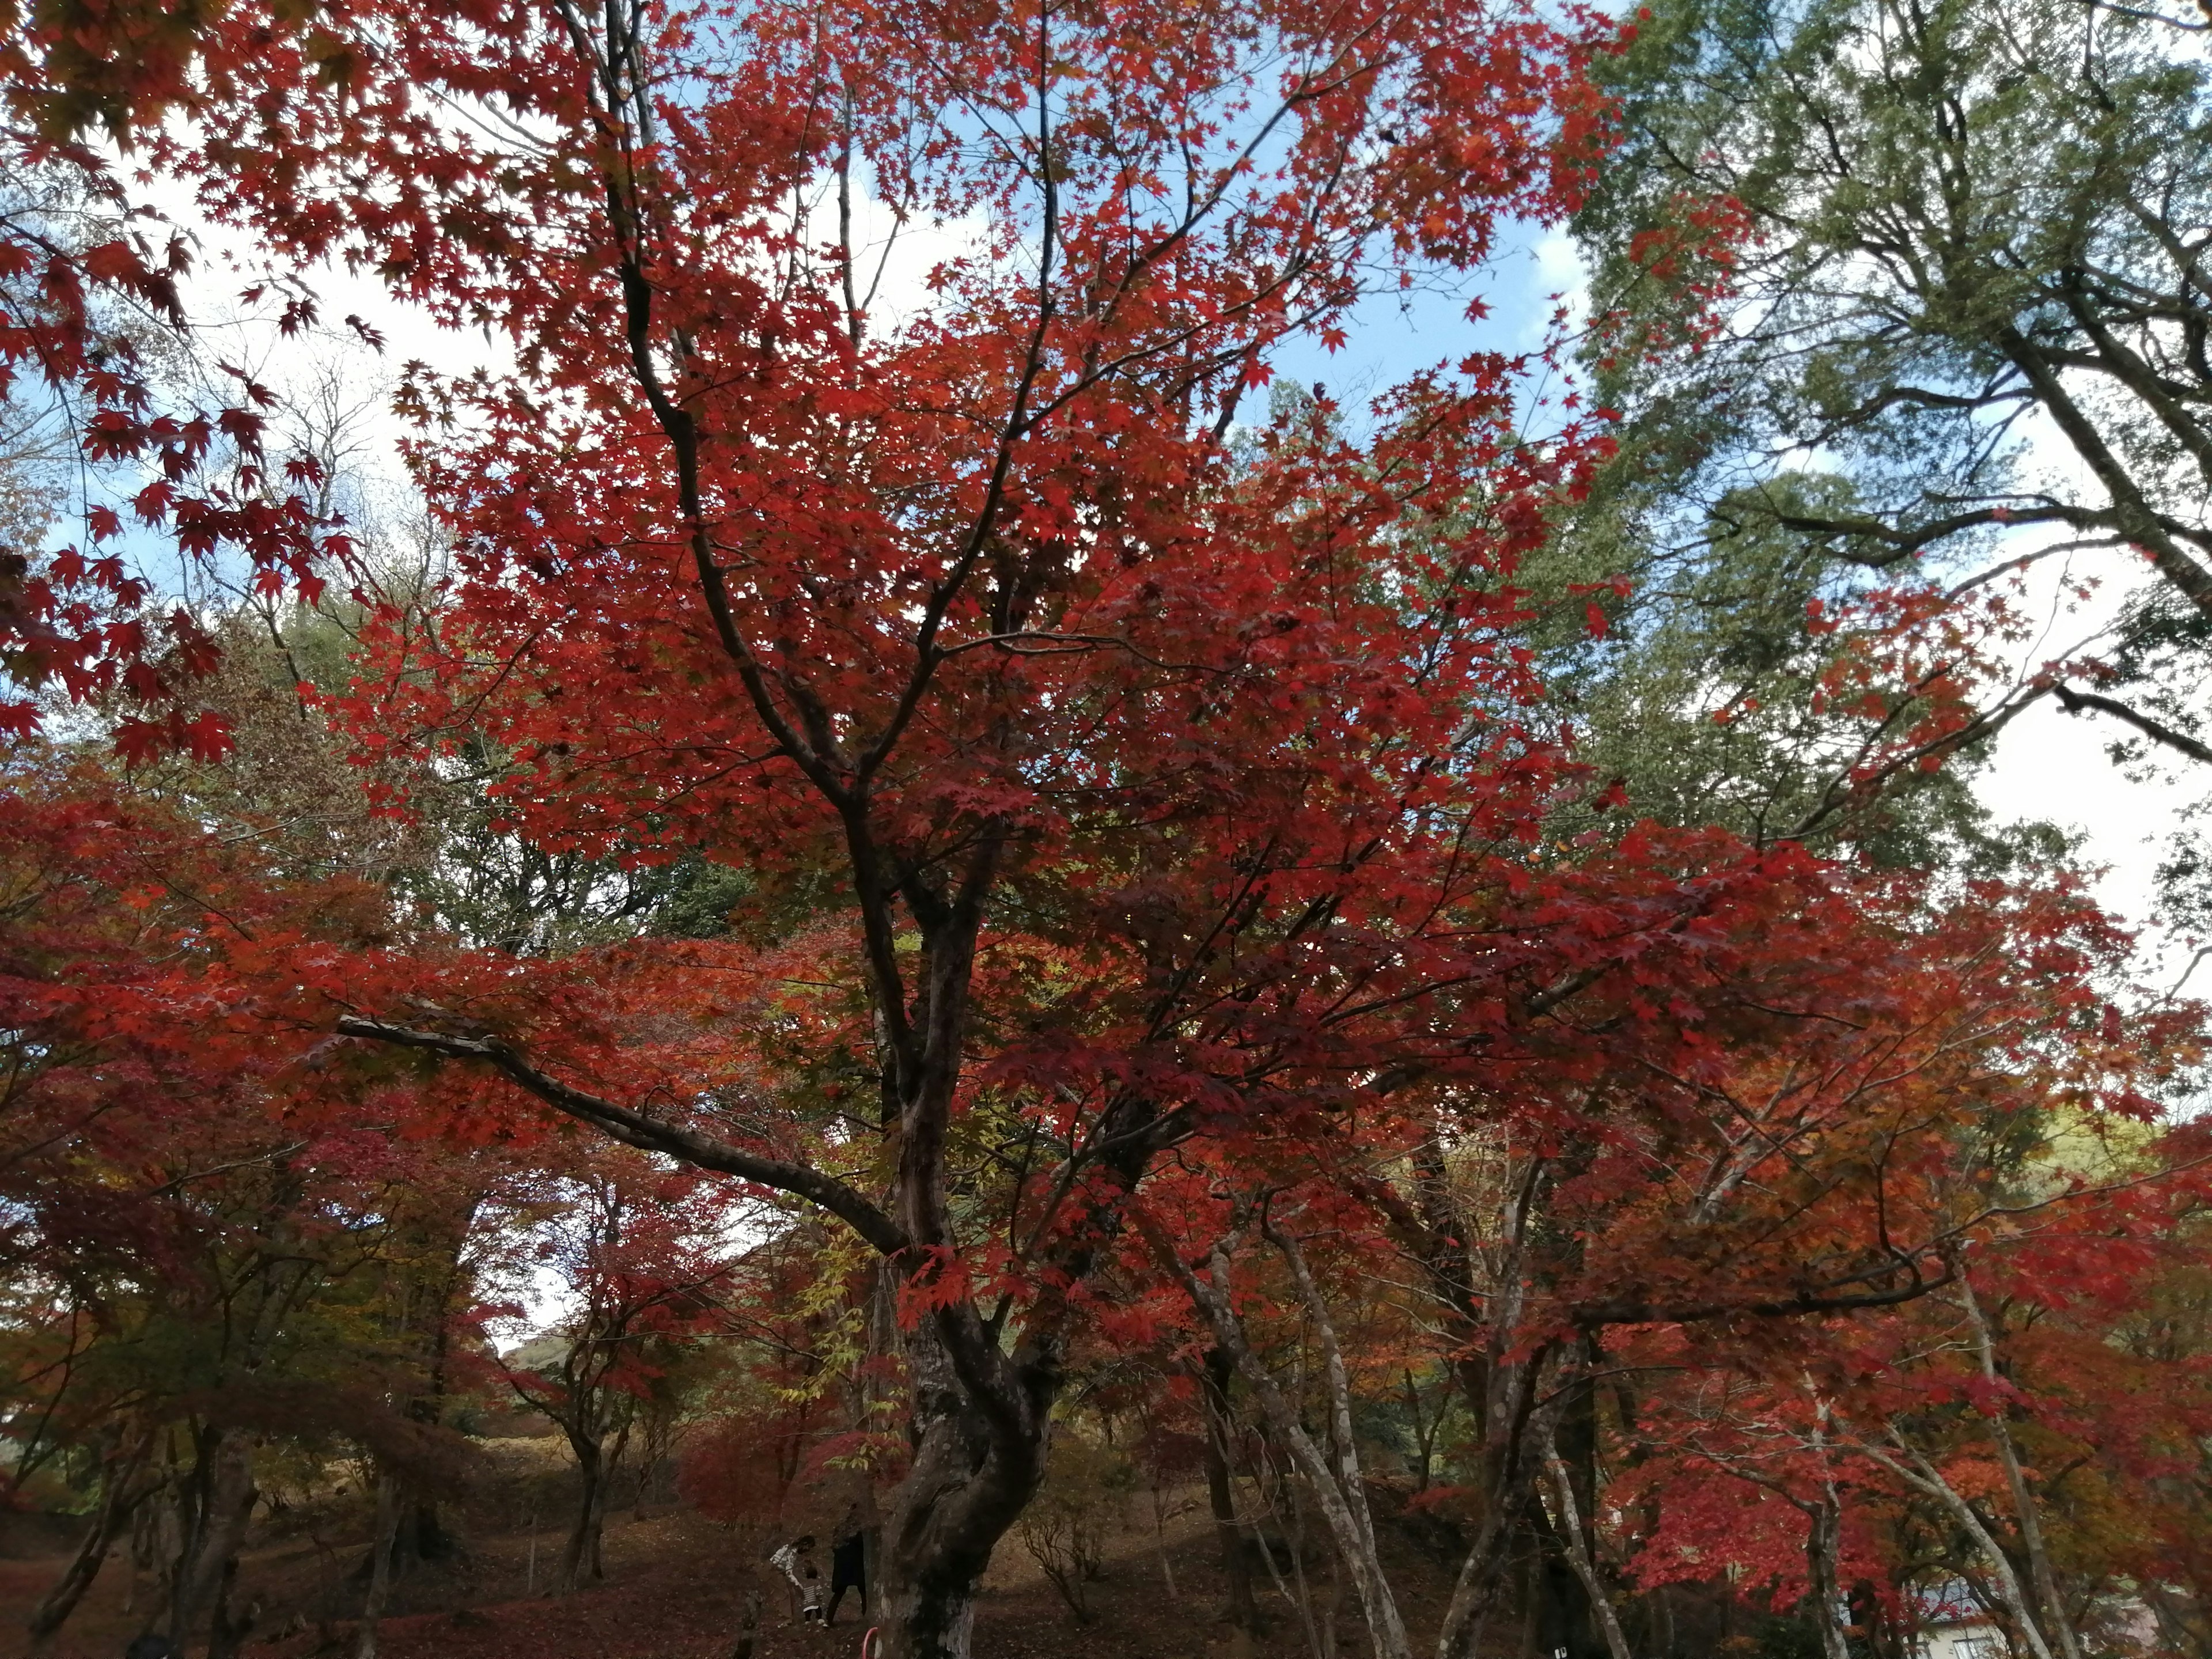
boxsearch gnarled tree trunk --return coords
[874,1319,1054,1659]
[164,1428,259,1654]
[559,1433,609,1591]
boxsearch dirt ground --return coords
[0,1439,1474,1659]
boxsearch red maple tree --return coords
[137,0,1628,1649]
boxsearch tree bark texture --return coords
[353,1467,402,1659]
[163,1429,259,1654]
[1199,1347,1262,1640]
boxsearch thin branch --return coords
[332,1017,909,1256]
[2051,683,2212,764]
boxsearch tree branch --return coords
[2051,683,2212,764]
[332,1016,909,1256]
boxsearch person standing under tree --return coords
[824,1509,867,1627]
[768,1533,823,1624]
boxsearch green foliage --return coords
[1540,0,2212,869]
[1518,475,2022,863]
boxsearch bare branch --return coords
[332,1016,909,1256]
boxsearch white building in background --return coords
[1914,1618,2005,1659]
[1907,1580,2162,1657]
[1910,1583,2005,1659]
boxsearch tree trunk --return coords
[26,1428,156,1649]
[856,1260,897,1625]
[1540,1447,1631,1659]
[1956,1275,2085,1659]
[1431,1161,1553,1659]
[1274,1230,1413,1659]
[403,1497,454,1568]
[1847,1582,1893,1659]
[593,1418,631,1580]
[1172,1232,1412,1659]
[1403,1369,1446,1495]
[1319,1545,1347,1659]
[1150,1477,1180,1599]
[1516,1550,1542,1659]
[728,1588,764,1659]
[1199,1348,1261,1643]
[1804,1399,1852,1659]
[872,1320,1052,1659]
[353,1467,402,1659]
[165,1429,259,1653]
[873,1421,1033,1659]
[1432,1359,1550,1659]
[559,1438,605,1592]
[1804,1496,1851,1659]
[206,1556,259,1659]
[1853,1426,2057,1659]
[1542,1360,1613,1656]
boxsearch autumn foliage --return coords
[2,0,2211,1656]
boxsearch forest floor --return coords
[0,1433,1474,1659]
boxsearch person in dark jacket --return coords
[824,1507,868,1627]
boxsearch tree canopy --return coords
[3,0,2212,1657]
